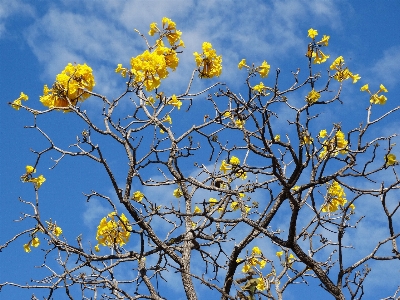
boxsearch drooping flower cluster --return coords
[237,246,268,291]
[360,83,388,105]
[193,42,222,78]
[321,181,354,212]
[219,156,247,180]
[11,92,29,110]
[305,89,321,104]
[23,220,62,253]
[330,56,360,83]
[20,165,46,189]
[116,17,184,92]
[40,63,95,110]
[276,250,296,268]
[319,130,348,159]
[95,212,132,251]
[306,28,330,64]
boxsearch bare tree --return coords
[2,19,399,300]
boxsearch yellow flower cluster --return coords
[330,56,360,83]
[321,181,354,212]
[95,212,131,250]
[276,250,296,267]
[385,153,397,166]
[193,42,222,78]
[219,156,247,179]
[23,237,40,253]
[23,220,62,253]
[11,92,29,110]
[319,130,348,159]
[40,63,95,110]
[306,28,330,64]
[131,191,144,202]
[46,220,63,237]
[21,165,46,189]
[305,89,321,104]
[237,246,267,291]
[360,83,388,105]
[116,18,184,92]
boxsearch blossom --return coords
[231,201,239,211]
[209,198,218,206]
[274,135,280,142]
[220,160,231,174]
[252,82,268,94]
[194,206,202,214]
[385,153,397,166]
[148,22,159,36]
[230,156,240,165]
[379,84,388,93]
[317,35,330,46]
[235,170,247,180]
[360,84,369,92]
[96,212,132,248]
[163,114,172,124]
[132,191,145,202]
[168,94,182,109]
[23,243,31,253]
[252,246,261,255]
[235,119,245,129]
[305,89,321,104]
[257,61,270,78]
[11,92,29,110]
[238,59,247,69]
[193,42,222,78]
[242,264,251,273]
[321,181,347,212]
[173,188,183,198]
[276,251,284,258]
[313,49,329,64]
[31,237,40,248]
[307,28,318,39]
[54,226,63,237]
[115,64,127,77]
[319,130,348,159]
[26,165,36,174]
[256,278,266,291]
[319,129,328,138]
[94,245,100,252]
[40,63,95,110]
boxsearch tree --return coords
[2,17,399,300]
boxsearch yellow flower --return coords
[307,28,318,39]
[194,206,202,214]
[148,22,159,36]
[19,92,29,101]
[274,134,280,142]
[168,94,182,109]
[31,237,40,248]
[30,175,46,189]
[220,160,231,174]
[236,258,242,263]
[96,213,131,248]
[259,259,266,269]
[252,246,261,255]
[11,92,29,110]
[23,243,31,253]
[163,114,172,124]
[257,61,270,78]
[385,153,397,166]
[238,59,247,69]
[276,251,283,258]
[379,84,388,93]
[252,82,267,94]
[319,129,328,138]
[26,165,36,174]
[94,244,100,252]
[305,89,321,104]
[242,264,251,273]
[132,191,144,202]
[235,119,245,129]
[230,156,240,165]
[54,226,63,237]
[317,35,330,46]
[193,42,222,78]
[209,198,218,206]
[360,84,369,92]
[292,186,300,191]
[231,201,239,211]
[244,205,251,213]
[313,49,330,64]
[256,277,266,291]
[173,188,183,198]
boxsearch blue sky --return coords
[1,1,400,299]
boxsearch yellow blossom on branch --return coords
[96,212,131,248]
[11,92,29,110]
[193,42,222,78]
[168,94,182,109]
[194,206,202,214]
[220,160,232,174]
[257,61,270,78]
[230,156,240,165]
[307,28,318,39]
[305,89,321,104]
[385,153,397,166]
[238,59,248,69]
[132,191,145,202]
[173,188,183,198]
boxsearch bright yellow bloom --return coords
[319,129,328,138]
[317,35,330,46]
[194,206,202,214]
[26,165,36,174]
[96,213,132,248]
[239,192,246,198]
[238,59,247,69]
[115,64,127,77]
[231,201,239,211]
[292,186,300,191]
[307,28,318,39]
[257,60,270,78]
[163,114,172,124]
[168,94,182,109]
[132,191,144,202]
[19,92,29,101]
[31,237,40,248]
[360,84,369,92]
[29,175,46,189]
[321,181,347,212]
[209,198,218,206]
[235,119,245,129]
[301,135,313,145]
[305,89,321,104]
[23,243,31,253]
[193,42,222,78]
[252,82,268,94]
[11,92,29,110]
[94,244,100,252]
[173,188,183,198]
[230,156,240,165]
[235,170,247,180]
[385,153,397,166]
[274,134,280,142]
[256,277,266,291]
[259,259,266,269]
[54,226,62,237]
[252,246,261,255]
[242,264,251,273]
[379,84,388,93]
[148,22,159,36]
[220,160,231,174]
[276,251,284,258]
[313,49,329,64]
[244,205,251,213]
[40,63,95,110]
[319,130,348,159]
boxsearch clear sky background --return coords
[1,1,400,299]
